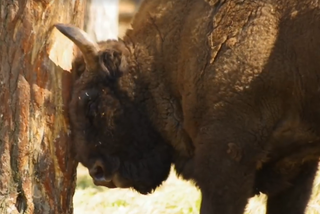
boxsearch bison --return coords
[55,0,320,213]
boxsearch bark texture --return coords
[0,1,85,213]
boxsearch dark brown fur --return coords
[63,0,320,213]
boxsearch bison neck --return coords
[116,40,196,179]
[118,0,217,181]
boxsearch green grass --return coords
[74,165,320,214]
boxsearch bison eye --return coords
[87,100,98,119]
[89,101,97,112]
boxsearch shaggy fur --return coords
[57,0,320,213]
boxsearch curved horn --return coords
[55,23,99,72]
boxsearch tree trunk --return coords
[0,1,85,213]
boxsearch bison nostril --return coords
[89,160,107,181]
[92,165,104,179]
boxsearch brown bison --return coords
[55,0,320,213]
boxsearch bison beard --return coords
[118,145,172,194]
[54,0,320,213]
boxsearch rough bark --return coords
[0,1,85,213]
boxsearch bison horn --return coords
[54,23,99,72]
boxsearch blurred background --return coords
[84,0,142,41]
[73,1,320,213]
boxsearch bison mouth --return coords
[88,158,132,189]
[86,143,172,195]
[91,172,132,189]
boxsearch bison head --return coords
[55,24,172,194]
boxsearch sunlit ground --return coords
[73,165,320,214]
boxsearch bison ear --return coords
[99,49,128,79]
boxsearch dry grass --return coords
[74,165,200,214]
[74,165,320,214]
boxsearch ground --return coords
[74,165,320,214]
[73,1,320,213]
[74,165,201,214]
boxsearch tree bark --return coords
[0,1,85,213]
